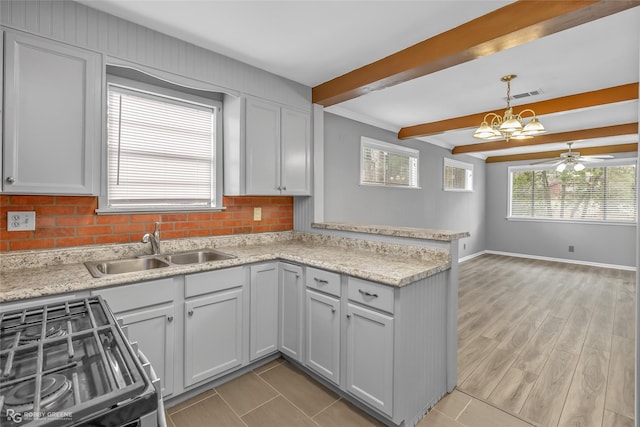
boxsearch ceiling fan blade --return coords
[530,157,561,165]
[580,155,614,159]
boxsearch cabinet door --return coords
[3,31,100,194]
[280,108,310,195]
[245,98,281,195]
[346,303,394,417]
[118,305,175,398]
[305,289,340,384]
[279,263,303,361]
[250,263,279,361]
[184,288,243,387]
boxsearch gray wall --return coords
[320,113,486,258]
[486,158,637,268]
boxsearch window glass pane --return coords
[107,85,216,209]
[443,159,473,191]
[510,163,636,222]
[360,138,419,188]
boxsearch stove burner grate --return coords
[3,373,72,414]
[18,324,66,345]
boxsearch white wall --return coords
[486,158,637,268]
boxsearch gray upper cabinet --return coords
[2,31,101,195]
[225,96,311,196]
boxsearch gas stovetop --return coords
[0,296,157,426]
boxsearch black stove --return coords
[0,296,159,426]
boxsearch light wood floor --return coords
[456,254,635,427]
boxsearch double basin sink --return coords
[85,249,236,278]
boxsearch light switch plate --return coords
[253,207,262,221]
[7,211,36,231]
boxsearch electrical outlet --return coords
[253,207,262,221]
[8,211,36,231]
[568,245,575,253]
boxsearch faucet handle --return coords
[141,233,151,243]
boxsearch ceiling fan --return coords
[531,142,614,172]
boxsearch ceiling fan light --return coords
[574,162,585,171]
[522,118,546,135]
[556,163,567,172]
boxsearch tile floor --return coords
[165,357,535,427]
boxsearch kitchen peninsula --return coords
[1,226,468,427]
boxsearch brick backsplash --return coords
[0,195,293,252]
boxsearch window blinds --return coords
[107,85,215,209]
[510,162,636,222]
[444,158,473,191]
[360,138,419,188]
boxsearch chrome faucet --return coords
[141,222,161,255]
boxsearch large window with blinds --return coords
[360,137,419,188]
[102,76,222,212]
[509,160,637,223]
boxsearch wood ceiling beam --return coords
[312,0,640,107]
[398,83,639,140]
[485,143,638,163]
[452,123,638,155]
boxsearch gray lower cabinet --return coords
[183,268,245,388]
[249,263,279,361]
[305,289,340,384]
[345,302,394,417]
[278,262,303,361]
[2,30,100,195]
[91,278,176,398]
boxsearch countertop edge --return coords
[311,222,470,241]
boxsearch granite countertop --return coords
[0,232,451,303]
[312,222,470,241]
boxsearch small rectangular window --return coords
[101,76,222,212]
[360,137,419,188]
[444,158,473,192]
[509,160,637,223]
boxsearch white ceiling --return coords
[79,0,640,159]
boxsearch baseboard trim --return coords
[484,250,636,272]
[458,251,487,263]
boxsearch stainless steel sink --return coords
[164,249,236,265]
[85,249,235,277]
[85,256,171,277]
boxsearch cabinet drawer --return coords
[306,267,341,297]
[185,267,245,298]
[347,277,394,314]
[93,278,174,313]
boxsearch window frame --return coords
[443,158,473,192]
[359,137,420,189]
[98,74,224,214]
[507,158,637,225]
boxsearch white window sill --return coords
[96,207,226,215]
[506,216,636,226]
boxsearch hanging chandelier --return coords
[473,74,546,142]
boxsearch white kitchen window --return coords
[443,158,473,192]
[100,76,222,212]
[509,159,637,223]
[360,137,419,188]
